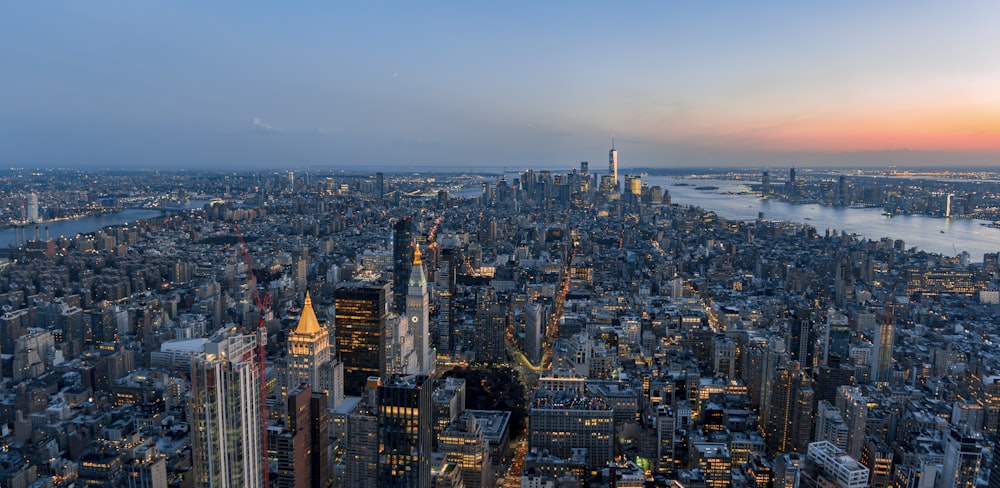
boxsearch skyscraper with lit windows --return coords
[189,328,264,488]
[608,140,618,191]
[378,374,432,487]
[286,291,344,407]
[335,281,389,396]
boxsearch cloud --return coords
[252,116,281,132]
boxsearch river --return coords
[0,201,208,249]
[647,176,999,262]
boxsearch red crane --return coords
[235,222,270,488]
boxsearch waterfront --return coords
[650,176,1000,261]
[0,201,207,249]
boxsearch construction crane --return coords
[235,222,270,488]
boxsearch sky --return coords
[2,1,1000,171]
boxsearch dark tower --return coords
[376,172,385,204]
[335,281,389,395]
[378,374,432,487]
[393,217,414,313]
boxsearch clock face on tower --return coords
[411,315,419,323]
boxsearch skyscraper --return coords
[473,289,507,365]
[393,217,414,313]
[941,428,983,488]
[406,244,433,374]
[335,281,389,395]
[27,193,39,224]
[285,291,344,407]
[189,329,264,488]
[273,385,329,488]
[765,361,814,455]
[378,374,433,488]
[872,317,894,387]
[437,412,494,488]
[608,139,618,191]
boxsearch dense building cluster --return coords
[0,162,999,488]
[758,167,1000,220]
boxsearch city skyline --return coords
[3,1,1000,170]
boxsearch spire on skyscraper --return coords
[294,291,321,335]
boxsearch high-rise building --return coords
[528,391,614,469]
[438,412,494,488]
[273,385,329,488]
[343,377,381,488]
[285,291,344,407]
[765,361,814,454]
[836,386,868,460]
[189,329,264,488]
[608,139,618,191]
[523,303,543,366]
[27,192,39,224]
[393,217,414,313]
[406,245,433,374]
[473,289,507,365]
[656,406,676,477]
[872,317,894,387]
[762,171,771,194]
[335,281,389,395]
[859,436,893,488]
[378,374,433,488]
[941,428,982,488]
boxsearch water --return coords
[0,200,208,249]
[648,177,1000,261]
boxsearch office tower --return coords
[608,139,618,191]
[656,406,676,477]
[343,377,380,488]
[774,453,803,488]
[815,354,855,405]
[941,428,982,488]
[814,400,849,451]
[335,281,389,395]
[789,167,796,186]
[692,443,732,488]
[438,412,494,488]
[838,175,849,206]
[528,391,614,468]
[788,307,814,370]
[872,317,894,387]
[189,329,264,488]
[625,174,642,202]
[393,217,414,313]
[432,377,467,449]
[406,245,433,374]
[435,248,457,355]
[836,386,868,459]
[825,309,850,366]
[765,361,814,455]
[746,453,774,488]
[580,161,589,176]
[27,192,39,223]
[286,291,344,407]
[378,374,432,488]
[274,385,329,488]
[523,303,543,365]
[762,171,771,194]
[860,437,892,488]
[473,289,507,365]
